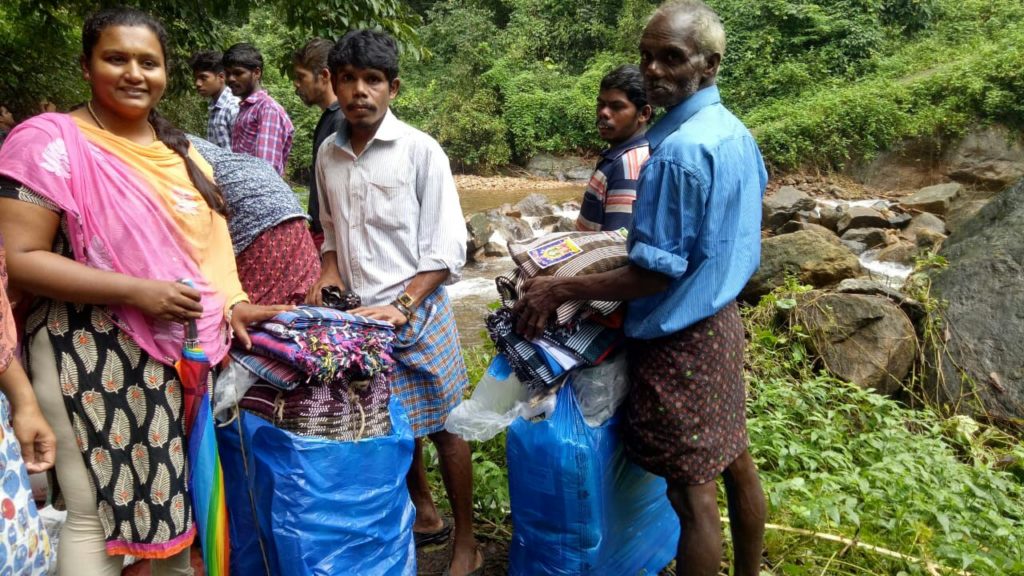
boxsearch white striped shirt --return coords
[315,109,467,307]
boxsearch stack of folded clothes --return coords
[230,307,397,441]
[487,231,629,395]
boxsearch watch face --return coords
[398,293,415,307]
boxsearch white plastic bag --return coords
[570,350,630,427]
[446,354,557,441]
[213,360,259,422]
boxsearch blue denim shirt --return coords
[625,86,767,339]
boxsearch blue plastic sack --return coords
[217,397,416,576]
[507,382,679,575]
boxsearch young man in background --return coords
[292,38,340,248]
[189,50,239,149]
[223,42,294,176]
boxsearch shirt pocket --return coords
[365,172,417,232]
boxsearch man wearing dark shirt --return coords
[576,65,652,232]
[293,38,340,249]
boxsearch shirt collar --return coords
[646,85,721,150]
[601,132,649,161]
[240,89,267,107]
[209,88,234,111]
[334,108,405,149]
[326,101,340,113]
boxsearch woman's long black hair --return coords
[82,7,228,216]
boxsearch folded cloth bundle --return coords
[247,307,396,382]
[239,373,392,441]
[498,230,629,326]
[230,349,307,391]
[486,307,622,393]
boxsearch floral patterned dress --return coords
[0,234,54,574]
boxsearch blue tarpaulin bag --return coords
[217,396,416,576]
[507,381,679,575]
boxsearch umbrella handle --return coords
[178,279,200,343]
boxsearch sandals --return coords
[413,517,452,548]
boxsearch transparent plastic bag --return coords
[446,354,558,441]
[570,351,630,427]
[213,360,258,422]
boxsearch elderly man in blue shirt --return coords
[515,1,767,574]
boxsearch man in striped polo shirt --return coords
[576,64,653,232]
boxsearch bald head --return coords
[652,0,726,59]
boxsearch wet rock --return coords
[887,211,913,229]
[900,182,962,216]
[515,193,556,217]
[837,206,891,234]
[538,215,575,233]
[945,199,990,234]
[763,186,817,231]
[818,204,845,232]
[905,213,947,237]
[794,292,917,395]
[841,228,890,250]
[928,179,1024,424]
[465,212,496,254]
[875,240,919,266]
[559,200,581,213]
[465,209,534,261]
[777,222,841,245]
[841,240,868,254]
[742,230,861,301]
[835,278,927,323]
[482,241,509,258]
[946,125,1024,190]
[914,228,946,251]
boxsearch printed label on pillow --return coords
[528,237,583,268]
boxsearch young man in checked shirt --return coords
[223,42,294,176]
[307,30,484,576]
[188,50,239,149]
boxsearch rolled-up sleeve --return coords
[415,141,467,283]
[628,158,706,280]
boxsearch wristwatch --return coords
[392,292,416,319]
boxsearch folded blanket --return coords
[486,307,622,393]
[239,373,392,441]
[498,231,629,326]
[230,350,307,391]
[247,312,395,382]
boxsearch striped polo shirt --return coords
[576,133,650,232]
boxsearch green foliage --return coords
[743,283,1024,574]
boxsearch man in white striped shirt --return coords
[307,30,483,576]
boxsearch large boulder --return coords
[946,126,1024,190]
[525,153,593,182]
[465,209,534,261]
[836,206,891,234]
[742,230,862,300]
[900,183,961,216]
[777,221,841,245]
[763,186,817,231]
[794,292,918,395]
[515,193,556,217]
[928,179,1024,425]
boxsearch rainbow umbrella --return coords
[177,315,230,576]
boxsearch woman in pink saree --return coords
[0,8,289,575]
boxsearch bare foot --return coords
[447,546,483,576]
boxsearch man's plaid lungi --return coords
[389,287,469,437]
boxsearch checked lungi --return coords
[389,287,469,437]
